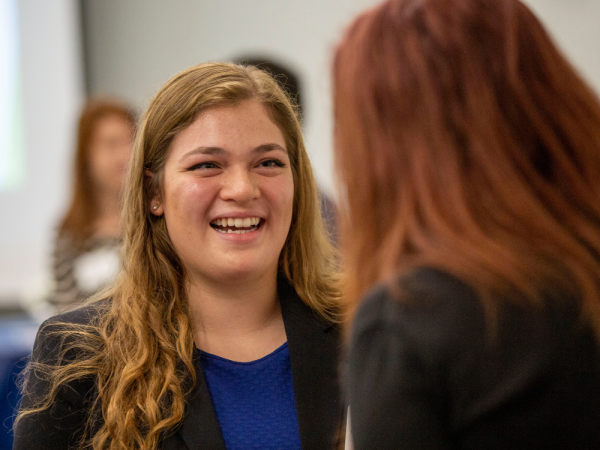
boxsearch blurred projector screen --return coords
[0,0,25,192]
[0,0,83,306]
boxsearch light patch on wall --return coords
[0,0,26,191]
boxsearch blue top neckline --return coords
[198,341,289,366]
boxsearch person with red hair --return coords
[48,97,135,312]
[334,0,600,448]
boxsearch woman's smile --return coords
[209,215,265,243]
[210,216,262,234]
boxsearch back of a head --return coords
[334,0,600,328]
[235,56,304,121]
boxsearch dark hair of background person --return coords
[235,56,304,121]
[59,98,136,246]
[334,0,600,335]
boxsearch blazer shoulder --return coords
[356,268,481,326]
[351,268,486,366]
[44,299,110,328]
[33,300,110,367]
[15,304,106,450]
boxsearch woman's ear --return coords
[145,169,164,216]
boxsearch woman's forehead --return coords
[165,100,287,163]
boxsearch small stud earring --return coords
[152,204,158,210]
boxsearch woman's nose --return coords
[220,168,260,203]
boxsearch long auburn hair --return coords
[334,0,600,335]
[18,63,338,449]
[59,97,136,245]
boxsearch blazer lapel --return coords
[165,356,227,450]
[279,276,344,450]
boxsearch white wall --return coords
[523,0,600,94]
[0,0,84,305]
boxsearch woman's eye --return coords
[189,162,218,170]
[259,159,286,168]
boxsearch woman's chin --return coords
[201,262,278,286]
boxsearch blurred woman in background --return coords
[48,98,135,312]
[334,0,600,448]
[14,63,342,450]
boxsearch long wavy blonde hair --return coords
[18,62,339,449]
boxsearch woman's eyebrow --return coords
[252,143,288,154]
[181,143,287,161]
[179,146,224,163]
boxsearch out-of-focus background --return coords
[0,0,598,447]
[1,0,599,312]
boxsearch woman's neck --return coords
[188,270,287,362]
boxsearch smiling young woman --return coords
[14,63,343,450]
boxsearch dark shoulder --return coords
[353,268,484,343]
[44,300,110,328]
[33,300,110,365]
[351,267,592,368]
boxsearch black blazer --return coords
[14,277,344,450]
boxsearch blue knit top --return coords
[199,342,302,450]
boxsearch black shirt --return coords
[347,268,600,450]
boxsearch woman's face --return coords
[151,99,294,287]
[89,114,134,196]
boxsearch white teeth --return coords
[211,217,261,229]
